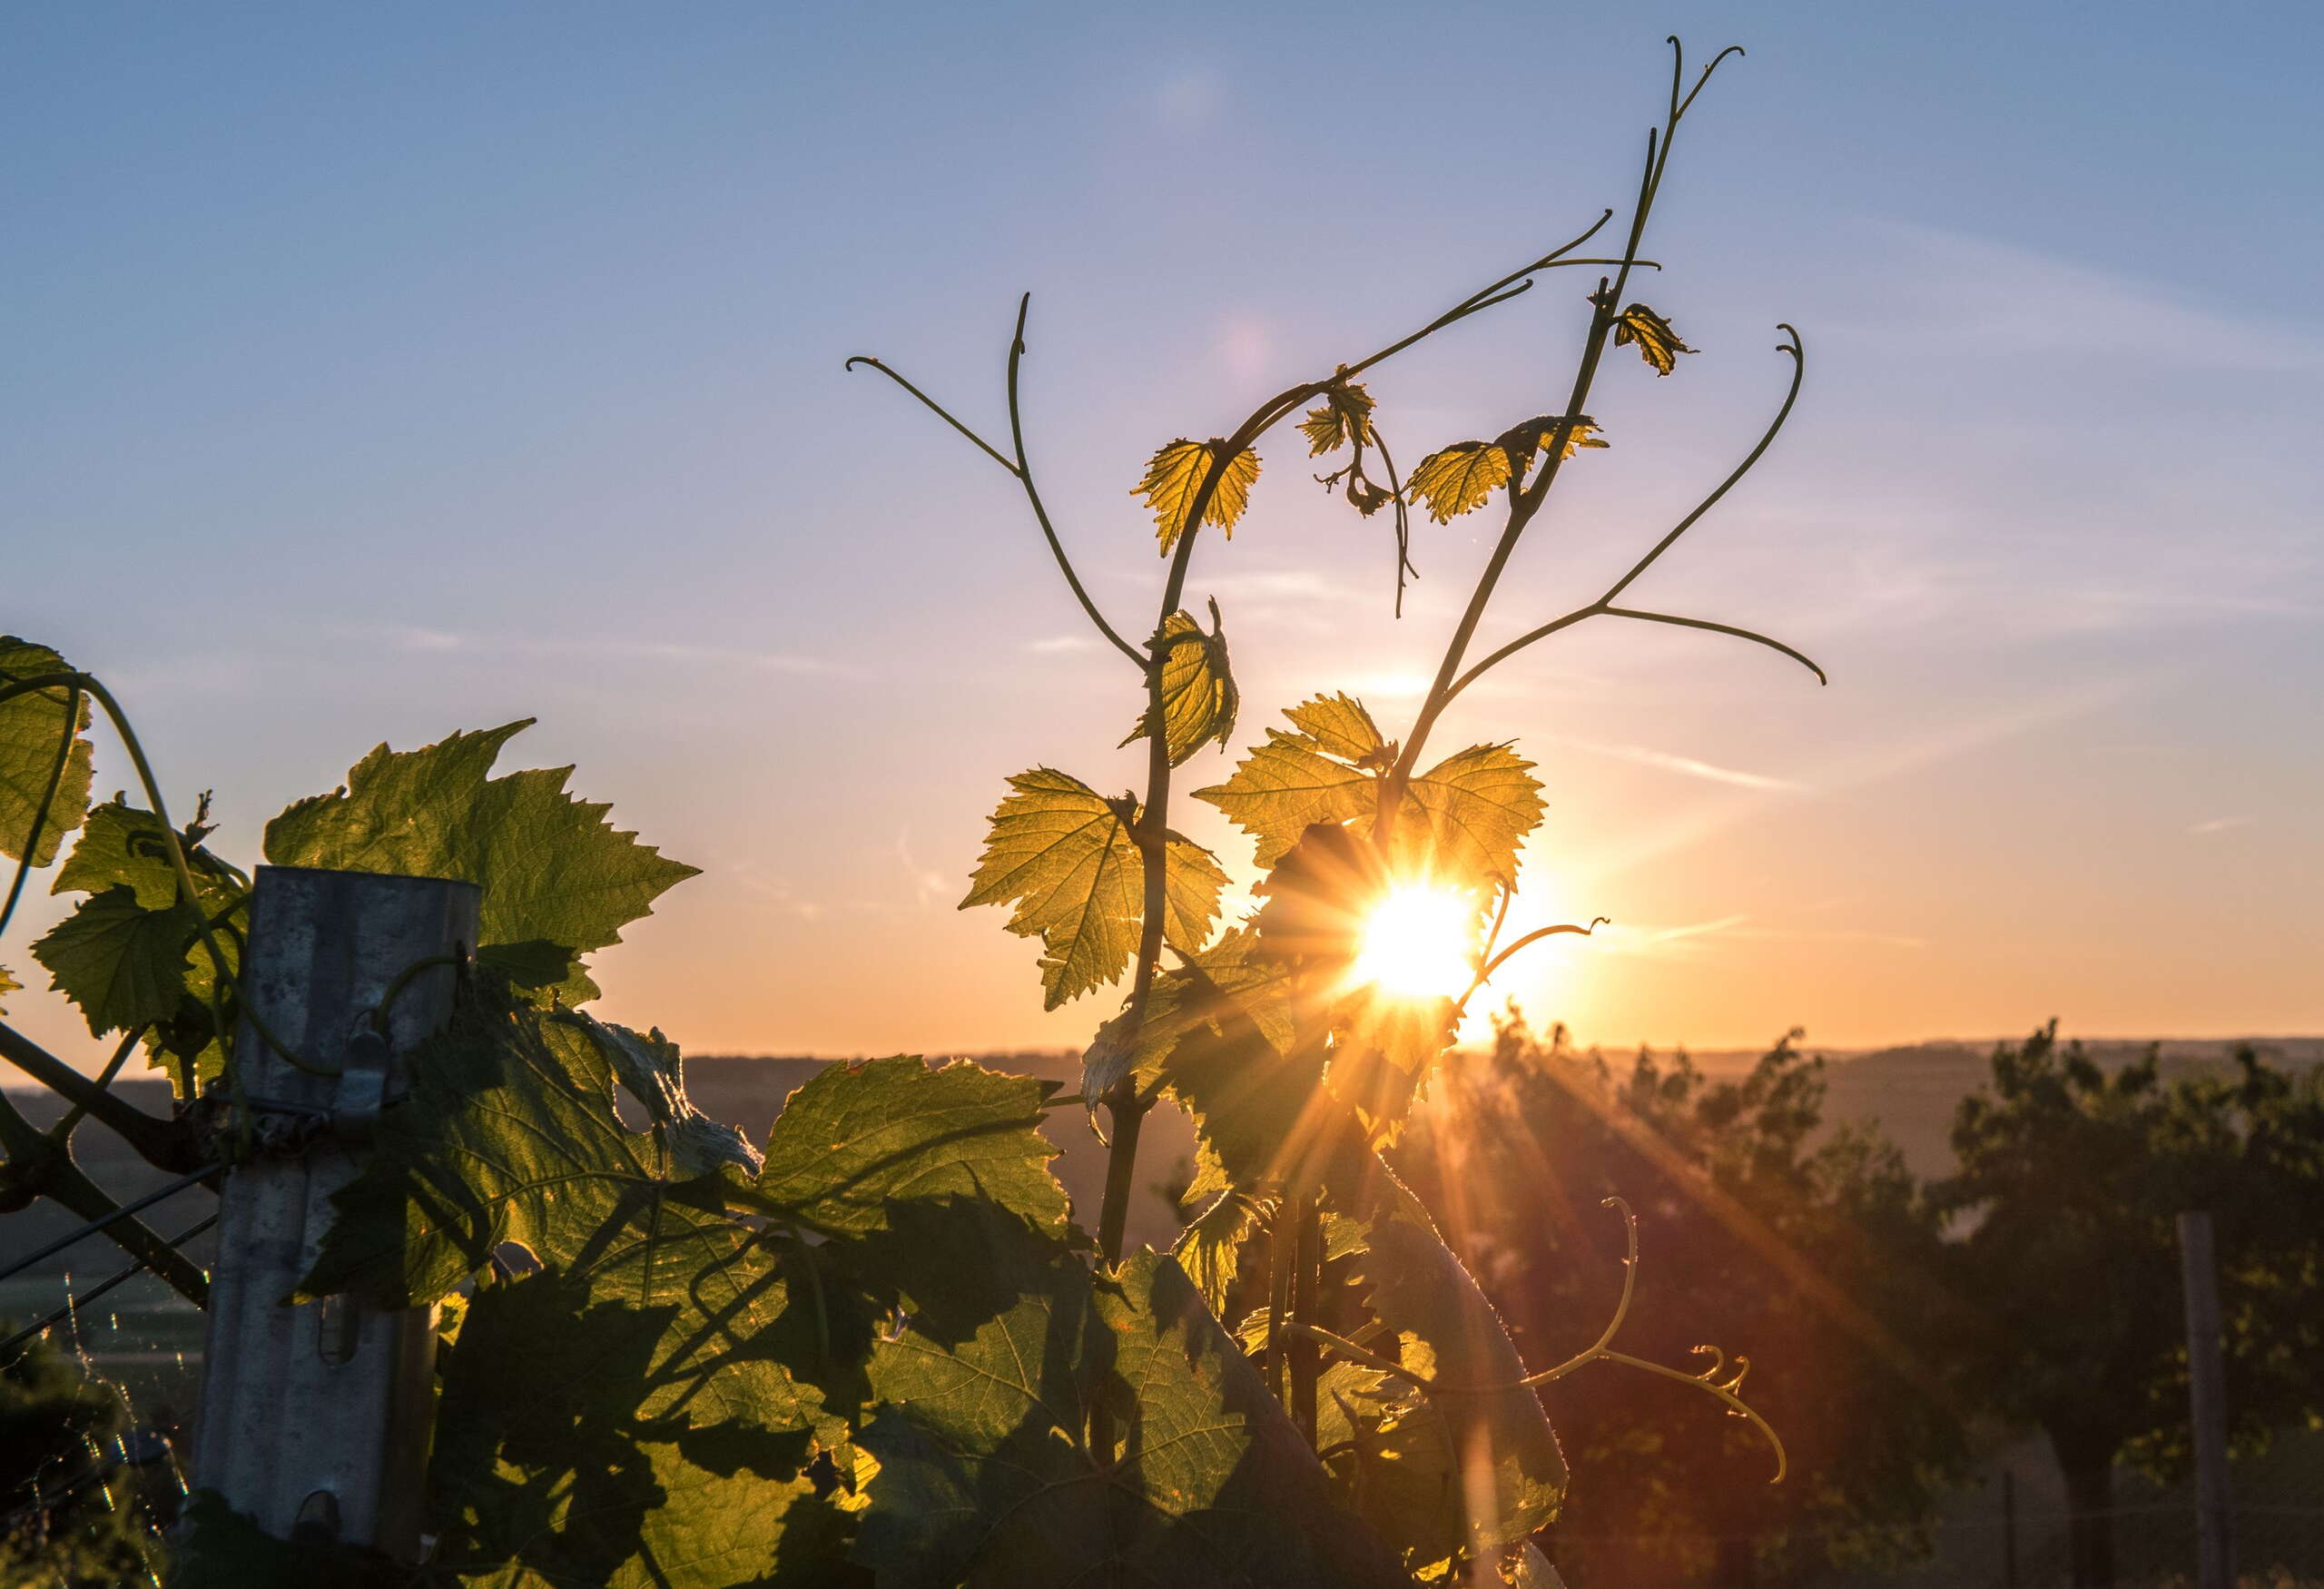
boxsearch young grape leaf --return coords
[1300,380,1376,457]
[0,638,94,868]
[1613,302,1694,375]
[559,1011,763,1180]
[1170,1140,1268,1315]
[1079,925,1299,1106]
[1397,742,1545,893]
[1134,439,1263,554]
[0,962,15,1015]
[1497,413,1609,465]
[959,768,1226,1009]
[739,1053,1069,1235]
[849,1199,1410,1589]
[28,885,198,1037]
[1284,692,1384,763]
[1123,600,1239,767]
[1404,441,1511,523]
[1193,694,1394,869]
[263,721,698,1004]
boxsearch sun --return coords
[1351,885,1478,1002]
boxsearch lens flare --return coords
[1351,886,1476,1001]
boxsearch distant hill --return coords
[1662,1034,2324,1179]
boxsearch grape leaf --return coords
[1300,380,1376,457]
[1170,1140,1266,1315]
[1613,302,1694,375]
[1078,925,1298,1106]
[263,722,698,1004]
[1355,1214,1566,1550]
[28,885,198,1037]
[1194,692,1396,872]
[0,962,15,1015]
[959,768,1226,1009]
[559,1012,763,1181]
[1404,441,1510,524]
[53,798,247,912]
[1124,601,1239,767]
[428,1258,858,1589]
[1397,741,1545,893]
[299,984,754,1309]
[0,637,94,868]
[1134,439,1263,554]
[1285,693,1384,763]
[1497,413,1609,465]
[739,1053,1069,1235]
[850,1200,1410,1589]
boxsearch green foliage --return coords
[264,721,698,1004]
[852,1199,1409,1589]
[1133,439,1262,552]
[28,886,192,1037]
[1933,1022,2324,1577]
[741,1052,1068,1235]
[959,767,1226,1009]
[0,638,94,869]
[37,797,248,1085]
[1124,601,1239,766]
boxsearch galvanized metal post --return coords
[192,865,478,1559]
[2176,1209,2236,1589]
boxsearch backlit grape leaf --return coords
[1300,380,1376,457]
[559,1011,763,1180]
[0,638,94,868]
[263,722,698,1004]
[1613,302,1694,375]
[959,767,1226,1009]
[1079,925,1299,1106]
[0,963,15,1014]
[28,885,196,1037]
[1499,414,1608,465]
[1124,601,1239,766]
[741,1053,1068,1235]
[1134,439,1263,553]
[850,1199,1410,1589]
[1193,694,1391,869]
[1397,741,1545,893]
[1404,441,1511,523]
[1355,1214,1566,1550]
[1284,693,1384,763]
[1170,1140,1267,1315]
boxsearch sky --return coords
[4,1,2319,1071]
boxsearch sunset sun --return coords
[1351,885,1478,1002]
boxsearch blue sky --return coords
[5,2,2319,1062]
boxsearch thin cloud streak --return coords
[1555,735,1807,793]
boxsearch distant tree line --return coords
[1373,1018,2324,1589]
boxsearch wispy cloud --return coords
[383,627,850,676]
[2189,815,2250,836]
[1554,735,1807,793]
[1025,635,1101,655]
[1844,222,2321,370]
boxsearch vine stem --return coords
[1387,39,1754,806]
